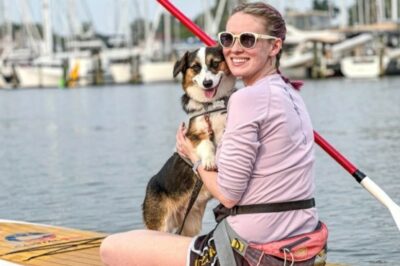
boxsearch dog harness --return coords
[188,99,228,138]
[188,99,228,121]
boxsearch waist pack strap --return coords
[214,219,328,265]
[250,221,328,262]
[213,198,315,223]
[213,219,237,266]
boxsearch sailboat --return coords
[13,0,64,88]
[14,57,64,88]
[340,54,389,78]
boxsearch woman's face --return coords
[223,12,280,85]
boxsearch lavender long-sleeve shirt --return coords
[216,74,318,243]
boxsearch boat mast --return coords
[376,0,384,23]
[0,0,13,46]
[67,0,82,51]
[119,0,131,47]
[0,0,3,42]
[20,0,42,54]
[392,0,398,21]
[42,0,53,55]
[357,0,364,25]
[339,0,347,28]
[163,11,171,59]
[203,0,227,37]
[143,5,163,60]
[365,0,370,24]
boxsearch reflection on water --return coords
[1,77,399,265]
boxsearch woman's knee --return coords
[100,229,190,266]
[100,234,118,265]
[99,230,149,265]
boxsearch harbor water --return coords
[0,77,399,265]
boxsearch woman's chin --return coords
[230,68,247,77]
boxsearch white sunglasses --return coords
[218,31,278,49]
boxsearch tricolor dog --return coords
[142,46,236,236]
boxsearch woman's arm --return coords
[176,123,237,208]
[195,165,237,208]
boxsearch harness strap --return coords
[213,198,315,223]
[175,154,204,235]
[189,107,227,121]
[213,219,238,266]
[177,178,203,235]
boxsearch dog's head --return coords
[173,46,236,103]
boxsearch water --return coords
[1,77,399,265]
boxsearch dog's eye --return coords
[211,60,220,68]
[191,64,201,72]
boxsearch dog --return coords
[142,46,236,237]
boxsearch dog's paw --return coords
[201,155,216,171]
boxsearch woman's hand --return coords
[176,122,199,163]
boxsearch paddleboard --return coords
[0,219,105,266]
[0,219,349,266]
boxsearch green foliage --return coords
[312,0,340,17]
[153,0,230,41]
[312,0,329,11]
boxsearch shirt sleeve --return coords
[217,88,267,202]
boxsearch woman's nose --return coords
[230,38,243,52]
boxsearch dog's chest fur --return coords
[186,98,228,145]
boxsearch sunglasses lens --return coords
[240,33,256,48]
[219,33,234,47]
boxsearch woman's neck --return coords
[243,67,277,86]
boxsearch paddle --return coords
[314,132,400,231]
[156,0,400,231]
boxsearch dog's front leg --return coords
[196,140,216,170]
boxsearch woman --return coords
[100,2,326,266]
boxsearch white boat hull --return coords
[109,63,132,83]
[140,61,174,83]
[14,65,63,88]
[340,55,388,78]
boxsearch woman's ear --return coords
[269,39,283,57]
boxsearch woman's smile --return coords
[231,57,250,66]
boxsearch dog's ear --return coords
[173,51,189,78]
[214,45,224,58]
[215,44,223,53]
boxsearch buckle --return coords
[231,238,245,252]
[230,206,239,216]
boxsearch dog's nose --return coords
[203,79,213,88]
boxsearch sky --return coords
[1,0,355,36]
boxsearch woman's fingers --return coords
[176,122,188,157]
[180,122,186,136]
